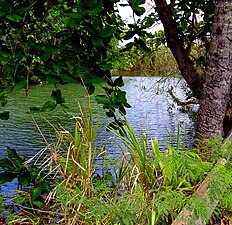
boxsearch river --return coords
[0,76,196,194]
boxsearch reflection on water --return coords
[0,76,195,193]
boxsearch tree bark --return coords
[195,0,232,140]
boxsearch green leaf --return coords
[41,53,51,61]
[29,107,41,113]
[56,30,72,38]
[95,95,111,104]
[123,31,136,40]
[90,77,103,84]
[119,106,126,115]
[60,75,76,83]
[68,13,82,19]
[32,201,44,208]
[106,110,115,118]
[87,83,95,95]
[0,111,9,120]
[66,18,79,27]
[136,39,151,52]
[120,42,134,52]
[60,103,69,110]
[92,37,105,47]
[42,100,57,112]
[6,14,22,22]
[181,20,187,30]
[51,89,62,100]
[0,171,16,184]
[31,187,42,200]
[0,158,15,170]
[123,102,132,108]
[98,27,116,37]
[134,7,145,16]
[43,182,52,192]
[0,91,8,106]
[113,76,124,87]
[51,90,65,104]
[112,89,127,103]
[7,147,23,167]
[18,172,31,186]
[15,7,28,15]
[14,196,27,204]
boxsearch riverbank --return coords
[0,98,231,224]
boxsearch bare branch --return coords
[168,86,199,106]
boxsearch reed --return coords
[2,99,231,224]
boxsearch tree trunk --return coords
[153,0,204,99]
[195,0,232,140]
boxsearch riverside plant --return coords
[1,98,232,224]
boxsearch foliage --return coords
[0,111,231,224]
[0,147,51,209]
[123,0,215,60]
[0,0,132,121]
[111,45,180,77]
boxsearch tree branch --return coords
[168,86,199,106]
[169,0,175,12]
[153,0,204,99]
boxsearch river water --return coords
[0,76,196,194]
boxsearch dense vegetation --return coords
[0,97,231,224]
[0,0,232,224]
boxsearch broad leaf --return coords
[87,84,95,95]
[123,31,136,40]
[106,110,115,118]
[0,111,9,120]
[0,171,16,184]
[0,158,15,170]
[60,75,76,83]
[6,14,22,22]
[42,100,57,112]
[14,196,27,204]
[68,13,82,19]
[31,187,42,200]
[98,27,116,37]
[119,106,126,115]
[92,37,105,47]
[32,201,44,208]
[18,172,31,186]
[112,89,127,103]
[113,76,124,87]
[51,90,65,104]
[7,147,23,167]
[95,95,111,104]
[43,182,52,192]
[29,107,41,113]
[120,42,134,52]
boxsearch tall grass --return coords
[4,98,232,225]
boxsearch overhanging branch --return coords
[168,86,199,106]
